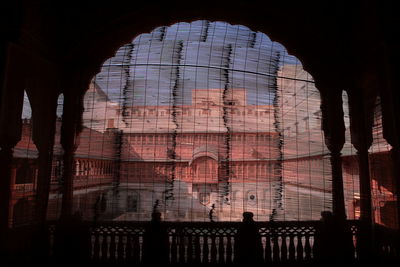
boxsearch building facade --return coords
[9,70,397,227]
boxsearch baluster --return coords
[117,232,124,263]
[226,236,233,264]
[101,233,108,262]
[288,234,296,262]
[171,235,178,264]
[166,231,171,264]
[304,234,312,261]
[125,233,133,263]
[139,236,144,263]
[178,235,185,263]
[355,230,361,261]
[218,236,225,264]
[132,235,140,264]
[389,243,395,258]
[380,243,386,258]
[272,235,280,263]
[296,234,304,261]
[311,230,317,260]
[92,231,100,262]
[202,236,209,264]
[388,242,394,258]
[281,235,288,262]
[264,236,272,263]
[109,231,116,263]
[210,236,217,264]
[194,235,201,263]
[187,235,193,263]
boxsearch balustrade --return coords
[45,220,381,265]
[13,183,35,193]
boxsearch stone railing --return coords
[12,183,35,193]
[6,220,399,265]
[47,220,366,264]
[373,223,399,260]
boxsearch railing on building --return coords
[81,221,320,264]
[6,220,399,265]
[46,220,398,265]
[12,183,35,194]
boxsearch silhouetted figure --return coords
[93,196,101,222]
[234,212,263,265]
[314,211,335,262]
[315,211,353,264]
[142,212,169,264]
[54,211,90,264]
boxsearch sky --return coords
[22,20,305,118]
[93,20,301,107]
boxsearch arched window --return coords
[192,157,218,181]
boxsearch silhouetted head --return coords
[320,211,333,221]
[242,212,254,222]
[151,211,162,222]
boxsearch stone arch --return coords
[60,4,339,101]
[190,156,218,182]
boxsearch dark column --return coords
[319,87,353,263]
[0,43,25,259]
[0,145,16,229]
[320,88,346,221]
[28,78,59,224]
[347,87,375,262]
[347,90,374,223]
[356,147,372,222]
[380,43,400,230]
[54,84,91,264]
[389,148,400,229]
[60,90,84,218]
[19,71,59,264]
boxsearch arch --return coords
[190,145,219,165]
[71,19,334,222]
[21,90,33,120]
[56,93,64,118]
[60,4,344,100]
[191,156,218,182]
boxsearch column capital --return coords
[60,90,85,152]
[319,88,345,154]
[59,86,86,219]
[346,88,375,152]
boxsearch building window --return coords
[16,160,34,184]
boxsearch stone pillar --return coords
[319,87,353,263]
[347,89,374,223]
[320,88,346,221]
[0,146,17,230]
[380,44,400,229]
[60,89,85,219]
[54,85,91,264]
[356,147,372,222]
[389,147,400,228]
[27,74,59,224]
[347,87,375,261]
[0,43,26,258]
